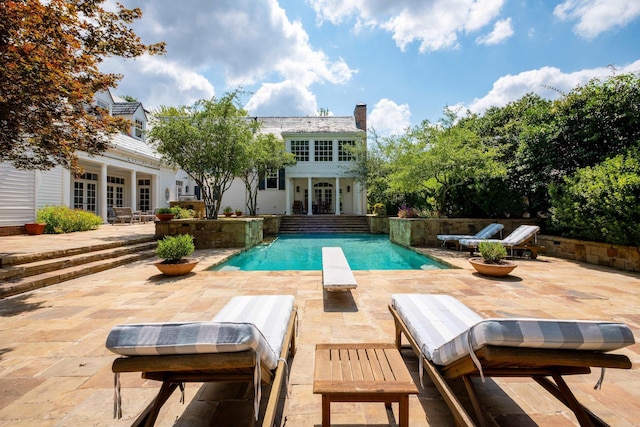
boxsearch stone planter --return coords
[154,258,198,276]
[469,258,517,277]
[24,223,46,235]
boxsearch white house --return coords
[0,96,366,233]
[194,103,368,216]
[0,90,178,230]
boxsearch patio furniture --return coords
[112,207,135,225]
[389,293,635,427]
[459,224,544,258]
[322,247,357,291]
[313,343,419,427]
[292,200,304,214]
[106,295,297,427]
[437,223,504,250]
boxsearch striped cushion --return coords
[392,294,635,366]
[459,225,539,249]
[106,295,294,371]
[437,223,504,243]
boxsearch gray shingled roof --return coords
[112,102,141,116]
[257,116,363,138]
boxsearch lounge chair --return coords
[459,224,543,258]
[436,223,504,250]
[389,294,635,427]
[106,295,297,427]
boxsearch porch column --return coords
[356,182,364,215]
[100,163,108,222]
[150,173,157,212]
[335,177,340,215]
[307,177,313,215]
[285,177,292,215]
[130,170,137,210]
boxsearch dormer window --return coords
[96,99,110,113]
[134,119,144,140]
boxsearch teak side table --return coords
[313,343,419,427]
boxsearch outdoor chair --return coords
[459,224,544,258]
[292,200,304,214]
[390,294,635,427]
[436,223,504,250]
[112,207,134,225]
[106,295,297,427]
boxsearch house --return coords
[0,90,178,233]
[0,96,366,234]
[200,103,368,216]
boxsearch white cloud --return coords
[309,0,506,52]
[101,0,355,111]
[459,60,640,115]
[368,99,411,137]
[245,81,318,116]
[554,0,640,39]
[476,18,514,45]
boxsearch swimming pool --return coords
[209,233,450,271]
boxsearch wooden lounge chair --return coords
[322,247,357,292]
[389,294,635,427]
[459,224,544,259]
[437,223,504,250]
[106,295,297,427]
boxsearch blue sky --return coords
[104,0,640,136]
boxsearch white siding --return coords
[0,164,36,225]
[37,167,66,208]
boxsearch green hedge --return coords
[37,206,103,234]
[549,149,640,246]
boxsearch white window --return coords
[314,140,333,162]
[338,140,355,161]
[266,170,278,189]
[290,140,309,161]
[134,119,144,140]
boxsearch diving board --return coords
[322,247,357,292]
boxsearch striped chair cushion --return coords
[437,223,504,242]
[392,294,635,366]
[106,295,294,371]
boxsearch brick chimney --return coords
[354,103,367,131]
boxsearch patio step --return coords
[279,215,370,233]
[0,238,157,299]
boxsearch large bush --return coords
[156,234,195,263]
[37,206,103,233]
[549,149,640,246]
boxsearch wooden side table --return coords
[313,343,419,427]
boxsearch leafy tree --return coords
[0,0,165,174]
[148,92,255,219]
[549,149,640,246]
[387,110,506,216]
[239,132,296,216]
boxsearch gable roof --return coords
[112,102,143,116]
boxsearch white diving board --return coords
[322,247,357,292]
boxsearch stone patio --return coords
[0,223,638,426]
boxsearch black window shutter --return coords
[258,177,265,190]
[278,168,285,190]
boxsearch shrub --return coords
[478,241,507,264]
[156,207,172,214]
[156,234,195,263]
[549,149,640,246]
[169,206,195,219]
[37,206,103,233]
[397,203,418,218]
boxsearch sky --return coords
[103,0,640,137]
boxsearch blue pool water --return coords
[209,233,449,271]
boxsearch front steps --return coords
[0,237,157,299]
[279,215,370,234]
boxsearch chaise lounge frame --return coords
[110,306,297,427]
[389,304,632,427]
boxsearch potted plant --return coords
[154,234,198,276]
[24,222,46,235]
[223,206,233,217]
[235,209,243,217]
[468,241,517,277]
[155,207,175,221]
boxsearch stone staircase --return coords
[278,215,370,234]
[0,237,157,299]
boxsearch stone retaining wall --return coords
[155,218,263,249]
[367,215,389,234]
[538,235,640,272]
[389,218,544,248]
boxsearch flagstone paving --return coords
[0,223,638,426]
